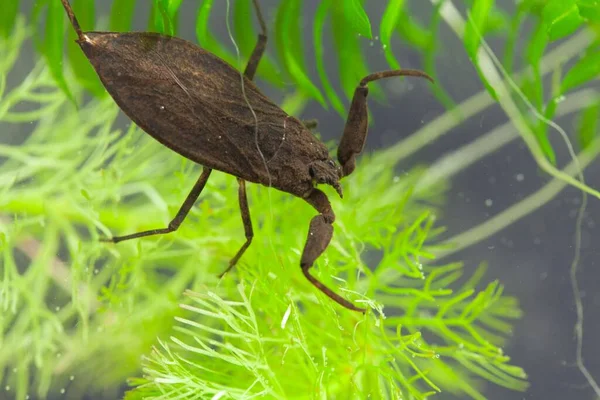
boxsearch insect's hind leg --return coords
[219,178,254,278]
[102,167,212,243]
[244,0,268,80]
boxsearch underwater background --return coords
[1,0,599,399]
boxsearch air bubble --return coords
[159,105,165,110]
[60,388,66,394]
[515,173,524,182]
[484,199,493,207]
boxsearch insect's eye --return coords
[309,166,316,178]
[328,160,336,168]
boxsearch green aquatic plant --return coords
[0,0,599,399]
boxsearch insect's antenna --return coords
[302,269,365,313]
[360,69,434,86]
[60,0,85,42]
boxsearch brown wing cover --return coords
[79,32,328,191]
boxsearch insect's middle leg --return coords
[102,167,212,243]
[218,178,254,278]
[244,0,268,80]
[300,189,365,312]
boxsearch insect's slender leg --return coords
[218,178,254,278]
[300,189,365,312]
[337,69,433,177]
[244,0,268,80]
[302,119,318,130]
[102,167,212,243]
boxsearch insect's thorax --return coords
[244,119,332,197]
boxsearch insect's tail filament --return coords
[60,0,85,41]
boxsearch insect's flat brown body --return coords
[61,0,433,312]
[79,32,328,198]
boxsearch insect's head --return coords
[308,159,343,198]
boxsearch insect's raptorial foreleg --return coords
[244,0,268,80]
[102,167,212,243]
[218,179,254,278]
[300,189,365,312]
[337,69,433,177]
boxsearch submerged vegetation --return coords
[0,0,599,399]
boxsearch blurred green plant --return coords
[1,0,600,399]
[0,38,527,400]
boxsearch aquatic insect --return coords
[60,0,433,312]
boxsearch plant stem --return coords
[416,88,600,193]
[379,25,594,166]
[434,139,600,260]
[436,0,600,201]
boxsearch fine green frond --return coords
[577,100,600,150]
